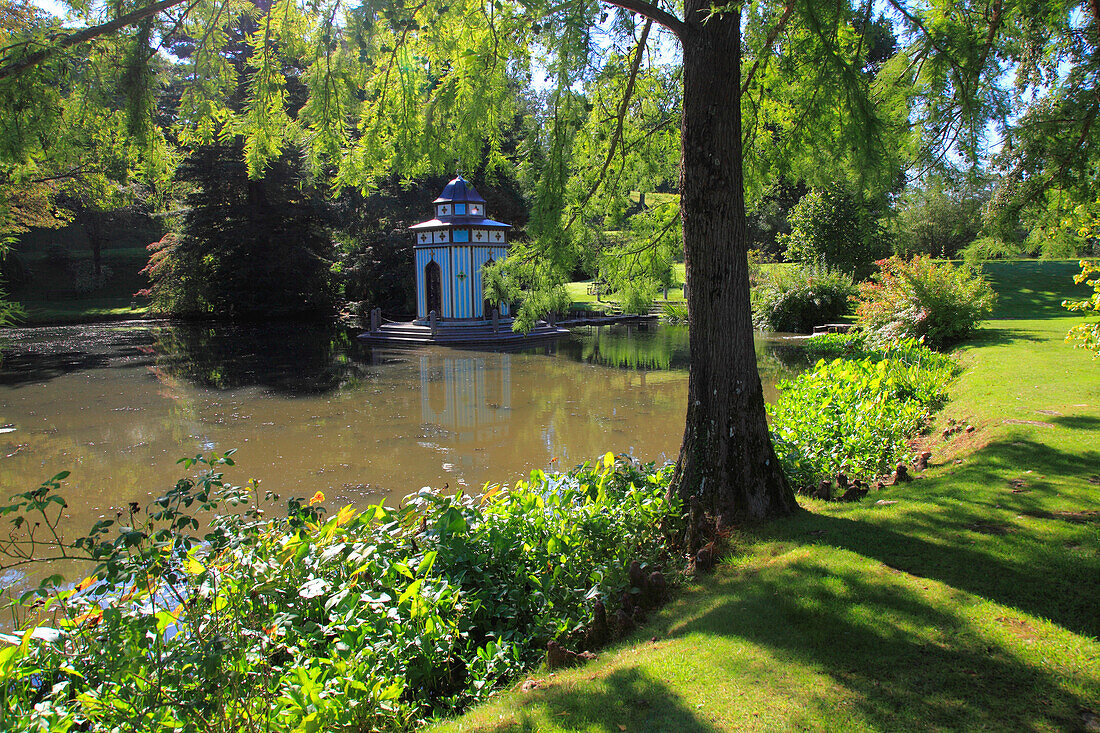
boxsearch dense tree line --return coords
[2,0,1098,531]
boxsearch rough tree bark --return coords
[670,0,799,539]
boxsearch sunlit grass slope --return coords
[434,261,1100,732]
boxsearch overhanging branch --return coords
[600,0,686,40]
[0,0,191,82]
[562,18,653,234]
[742,1,794,94]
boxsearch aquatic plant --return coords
[769,341,959,487]
[0,452,681,732]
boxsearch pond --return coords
[0,320,808,593]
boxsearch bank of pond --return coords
[0,324,960,731]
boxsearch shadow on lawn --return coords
[1051,414,1100,431]
[963,326,1043,348]
[792,439,1100,639]
[484,668,716,733]
[668,556,1093,731]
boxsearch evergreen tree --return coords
[143,143,335,318]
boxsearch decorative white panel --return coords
[417,231,432,245]
[437,204,450,216]
[472,229,488,242]
[470,204,482,216]
[434,230,450,243]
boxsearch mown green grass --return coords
[433,261,1100,732]
[975,259,1092,319]
[11,245,151,325]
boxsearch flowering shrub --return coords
[1064,261,1100,356]
[752,264,856,333]
[0,453,681,732]
[855,256,995,348]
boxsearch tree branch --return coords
[562,19,652,234]
[742,0,794,94]
[600,0,686,40]
[0,0,191,82]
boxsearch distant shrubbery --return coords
[770,338,959,487]
[0,454,681,732]
[752,264,856,333]
[779,185,890,279]
[855,256,995,348]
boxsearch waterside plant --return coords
[770,337,960,489]
[0,453,681,732]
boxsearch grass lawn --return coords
[9,244,152,325]
[433,262,1100,732]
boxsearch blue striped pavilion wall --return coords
[452,246,473,319]
[470,245,510,318]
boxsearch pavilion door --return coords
[481,259,494,318]
[425,260,442,317]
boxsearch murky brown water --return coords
[0,320,807,594]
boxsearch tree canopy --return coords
[2,0,1097,533]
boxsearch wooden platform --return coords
[358,319,570,346]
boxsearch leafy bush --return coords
[855,256,995,348]
[0,453,681,732]
[663,301,688,324]
[619,278,658,315]
[797,331,868,359]
[894,176,989,259]
[1064,259,1100,356]
[769,341,959,487]
[779,185,890,278]
[752,264,856,333]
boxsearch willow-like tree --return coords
[3,0,1098,537]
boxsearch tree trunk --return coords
[671,0,798,541]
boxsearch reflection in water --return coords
[557,322,689,371]
[419,353,511,444]
[151,322,371,395]
[1,320,807,594]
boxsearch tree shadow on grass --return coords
[668,557,1095,731]
[777,439,1100,639]
[1050,414,1100,431]
[962,327,1043,348]
[479,668,717,733]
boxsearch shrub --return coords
[0,453,681,732]
[619,277,658,315]
[855,256,995,349]
[663,301,688,324]
[779,185,891,278]
[769,340,959,488]
[1064,259,1100,356]
[797,331,867,359]
[752,264,856,333]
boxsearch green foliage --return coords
[619,278,658,315]
[752,264,856,333]
[895,175,990,259]
[662,301,688,324]
[0,453,681,732]
[1064,259,1100,357]
[770,341,959,487]
[779,185,891,278]
[855,256,995,349]
[797,331,868,359]
[142,145,336,318]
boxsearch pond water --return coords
[0,320,808,593]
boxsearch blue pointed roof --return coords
[411,175,511,236]
[409,217,510,231]
[433,175,486,204]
